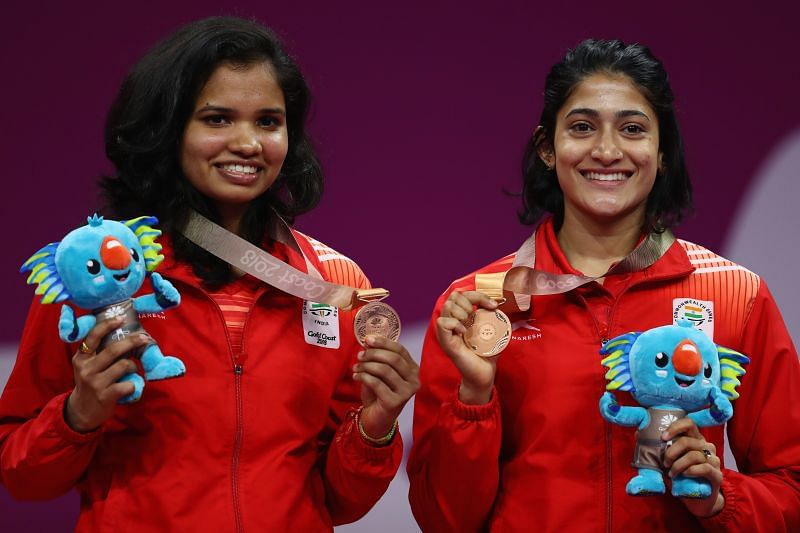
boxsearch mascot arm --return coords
[58,305,96,342]
[688,386,733,427]
[134,273,180,313]
[600,392,648,428]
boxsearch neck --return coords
[217,205,245,235]
[557,208,645,278]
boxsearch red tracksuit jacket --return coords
[408,218,800,532]
[0,232,402,531]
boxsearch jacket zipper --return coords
[578,290,620,533]
[169,279,246,532]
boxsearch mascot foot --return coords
[144,356,186,381]
[671,475,712,498]
[626,469,666,496]
[141,345,186,381]
[118,372,145,404]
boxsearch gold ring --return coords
[78,341,94,354]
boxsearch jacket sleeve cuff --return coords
[340,408,403,464]
[698,474,737,530]
[450,386,499,421]
[52,391,104,444]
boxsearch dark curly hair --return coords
[101,16,322,285]
[520,39,693,232]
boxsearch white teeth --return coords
[221,164,258,174]
[584,172,628,181]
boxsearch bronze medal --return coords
[463,308,511,357]
[354,301,402,346]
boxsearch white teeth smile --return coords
[221,164,258,174]
[583,172,629,181]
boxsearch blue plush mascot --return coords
[21,214,186,403]
[599,321,749,498]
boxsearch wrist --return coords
[459,380,493,405]
[355,406,397,447]
[64,393,98,434]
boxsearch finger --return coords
[354,371,400,407]
[363,336,415,364]
[354,361,406,392]
[91,334,151,372]
[76,317,125,358]
[668,449,717,478]
[663,436,710,466]
[441,300,471,322]
[436,316,467,336]
[458,290,499,310]
[681,462,723,485]
[663,417,703,440]
[96,358,140,390]
[102,381,138,404]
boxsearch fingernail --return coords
[662,431,670,440]
[352,364,359,372]
[352,372,358,380]
[365,335,376,345]
[357,351,365,360]
[488,300,498,308]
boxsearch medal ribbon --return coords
[477,227,675,312]
[180,211,388,310]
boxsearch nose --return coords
[672,339,702,376]
[591,129,623,164]
[229,125,262,156]
[100,236,131,270]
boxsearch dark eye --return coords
[704,362,712,378]
[655,352,669,368]
[86,259,101,275]
[130,248,140,262]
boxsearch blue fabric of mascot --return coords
[599,321,749,498]
[20,214,186,403]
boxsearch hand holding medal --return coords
[436,290,508,405]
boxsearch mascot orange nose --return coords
[100,236,131,270]
[672,339,702,376]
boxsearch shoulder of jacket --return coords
[676,238,761,292]
[292,230,371,290]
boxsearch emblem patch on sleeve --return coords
[672,298,714,340]
[302,301,340,349]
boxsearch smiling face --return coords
[180,61,289,232]
[543,73,661,229]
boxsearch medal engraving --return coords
[354,301,402,346]
[463,308,511,357]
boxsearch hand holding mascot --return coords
[21,215,186,405]
[599,321,748,498]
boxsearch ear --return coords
[533,126,555,169]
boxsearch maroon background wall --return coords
[2,1,798,530]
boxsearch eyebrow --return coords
[195,104,286,116]
[565,108,650,121]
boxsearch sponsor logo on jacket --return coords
[511,318,542,341]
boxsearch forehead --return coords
[561,73,655,117]
[196,61,285,105]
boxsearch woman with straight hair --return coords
[0,16,419,530]
[408,39,800,531]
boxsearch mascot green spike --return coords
[21,214,186,403]
[599,321,749,498]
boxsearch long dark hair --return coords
[101,16,322,285]
[520,39,693,232]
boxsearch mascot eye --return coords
[704,362,712,378]
[655,352,669,368]
[130,248,140,262]
[86,259,101,275]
